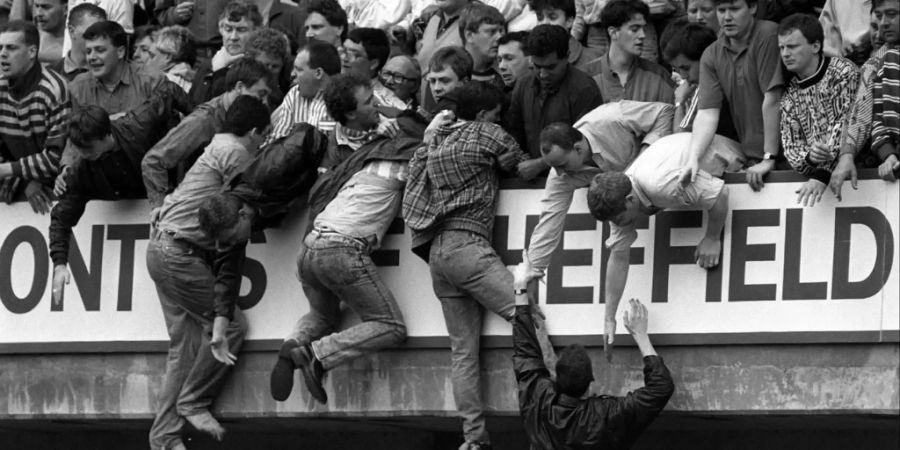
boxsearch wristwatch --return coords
[763,152,775,161]
[514,288,527,295]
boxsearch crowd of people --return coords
[0,0,897,449]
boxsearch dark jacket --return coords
[228,122,329,225]
[49,82,193,266]
[306,116,426,234]
[513,305,675,450]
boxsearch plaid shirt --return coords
[402,120,525,258]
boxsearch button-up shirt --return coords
[526,101,673,271]
[592,53,675,104]
[69,63,166,114]
[403,120,526,258]
[698,19,784,160]
[507,64,603,158]
[264,87,334,148]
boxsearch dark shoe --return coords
[296,344,327,404]
[184,410,225,441]
[270,339,299,401]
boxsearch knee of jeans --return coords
[390,323,407,344]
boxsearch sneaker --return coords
[270,339,300,401]
[296,343,327,404]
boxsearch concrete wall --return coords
[2,344,897,419]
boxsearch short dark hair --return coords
[156,25,197,66]
[304,40,342,75]
[224,57,272,91]
[662,22,717,62]
[428,46,473,80]
[532,0,576,19]
[445,80,506,120]
[873,0,897,12]
[198,193,243,242]
[83,20,128,48]
[498,30,529,47]
[67,3,107,28]
[220,0,263,27]
[777,13,824,49]
[133,24,159,44]
[587,172,633,221]
[524,24,569,59]
[245,27,290,64]
[459,2,506,44]
[308,0,349,42]
[68,105,111,148]
[346,27,391,73]
[601,0,650,35]
[712,0,758,6]
[0,20,39,49]
[540,122,584,154]
[555,345,593,397]
[324,72,371,125]
[223,95,271,136]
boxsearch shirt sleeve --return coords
[264,87,296,147]
[621,101,673,147]
[572,73,603,120]
[506,80,528,152]
[11,89,71,181]
[513,304,555,421]
[141,110,218,208]
[697,46,724,110]
[605,222,638,252]
[756,30,785,93]
[618,355,675,440]
[212,244,246,321]
[49,191,88,267]
[526,170,578,271]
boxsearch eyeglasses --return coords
[380,70,418,84]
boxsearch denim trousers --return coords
[289,230,407,371]
[146,231,247,450]
[428,230,516,444]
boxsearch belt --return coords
[154,228,210,257]
[308,226,371,250]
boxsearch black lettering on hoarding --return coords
[729,209,779,301]
[493,215,522,266]
[372,218,404,266]
[832,207,895,299]
[545,213,595,304]
[56,225,104,311]
[0,226,48,314]
[782,209,827,300]
[652,210,701,303]
[237,256,267,310]
[107,224,150,311]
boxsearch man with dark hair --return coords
[402,74,527,450]
[143,57,273,209]
[0,20,69,211]
[70,20,166,114]
[49,84,193,305]
[832,0,900,197]
[422,45,473,119]
[682,0,784,193]
[305,0,348,48]
[589,132,731,353]
[511,260,675,450]
[340,27,405,110]
[265,40,341,146]
[459,2,506,89]
[533,0,604,74]
[506,24,602,179]
[33,0,66,64]
[269,71,424,405]
[189,1,263,105]
[497,30,530,89]
[146,95,270,450]
[48,2,105,80]
[778,13,859,205]
[592,0,674,103]
[520,101,674,300]
[662,23,725,132]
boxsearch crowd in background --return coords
[0,1,897,450]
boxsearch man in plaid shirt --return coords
[402,81,526,450]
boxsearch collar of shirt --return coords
[601,52,638,82]
[335,123,378,150]
[437,11,461,35]
[91,62,134,90]
[7,61,43,98]
[794,56,829,89]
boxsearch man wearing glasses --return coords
[380,55,421,111]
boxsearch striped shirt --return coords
[263,86,334,148]
[872,48,900,158]
[0,63,70,185]
[842,44,896,155]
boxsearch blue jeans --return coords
[146,231,247,450]
[428,230,516,444]
[289,230,407,370]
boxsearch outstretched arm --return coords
[604,247,630,360]
[696,186,728,269]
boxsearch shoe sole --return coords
[269,341,298,401]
